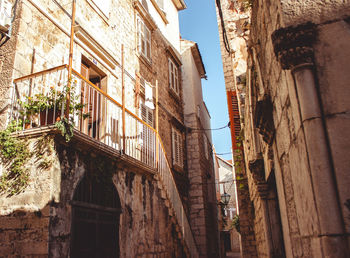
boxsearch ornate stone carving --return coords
[248,158,268,199]
[255,95,275,145]
[271,22,317,70]
[248,158,265,182]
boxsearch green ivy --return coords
[55,117,74,142]
[18,79,89,142]
[0,122,55,195]
[0,121,31,195]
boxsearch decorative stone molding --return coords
[271,22,317,70]
[255,95,275,145]
[248,158,268,199]
[248,158,265,182]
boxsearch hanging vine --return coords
[0,121,55,195]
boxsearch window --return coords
[137,16,151,61]
[168,59,179,95]
[140,103,154,127]
[172,127,183,168]
[140,103,154,165]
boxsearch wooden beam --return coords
[66,0,76,118]
[122,44,126,153]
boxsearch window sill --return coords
[138,54,153,72]
[168,88,181,102]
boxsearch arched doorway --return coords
[70,173,121,258]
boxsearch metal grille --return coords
[71,175,121,258]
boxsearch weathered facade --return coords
[0,134,187,257]
[181,39,219,257]
[215,0,258,257]
[216,0,350,257]
[0,0,216,257]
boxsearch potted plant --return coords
[18,80,89,141]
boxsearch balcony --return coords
[9,65,199,257]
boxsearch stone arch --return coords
[70,170,122,257]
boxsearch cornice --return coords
[171,0,186,10]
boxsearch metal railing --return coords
[10,65,199,257]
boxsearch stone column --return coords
[272,23,348,257]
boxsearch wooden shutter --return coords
[174,66,179,94]
[227,90,241,150]
[172,128,176,164]
[177,131,182,167]
[147,109,154,126]
[141,103,153,126]
[168,59,172,88]
[141,103,147,122]
[172,128,182,167]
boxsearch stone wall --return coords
[215,0,258,257]
[185,112,219,257]
[0,134,188,257]
[0,0,21,130]
[0,0,191,216]
[233,0,350,257]
[0,206,50,256]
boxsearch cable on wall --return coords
[215,0,231,53]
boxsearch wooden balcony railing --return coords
[10,65,199,257]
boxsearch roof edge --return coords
[172,0,187,10]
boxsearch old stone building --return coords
[216,0,350,257]
[0,0,217,257]
[181,39,219,257]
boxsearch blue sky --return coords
[179,1,232,161]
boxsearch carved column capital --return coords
[271,22,317,70]
[249,158,269,199]
[248,158,265,182]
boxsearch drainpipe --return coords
[272,23,348,257]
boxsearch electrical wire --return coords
[188,122,230,131]
[216,152,232,155]
[215,0,231,53]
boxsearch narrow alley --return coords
[0,0,349,257]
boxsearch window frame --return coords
[137,16,152,62]
[168,58,179,95]
[140,101,154,127]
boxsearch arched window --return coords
[71,173,121,258]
